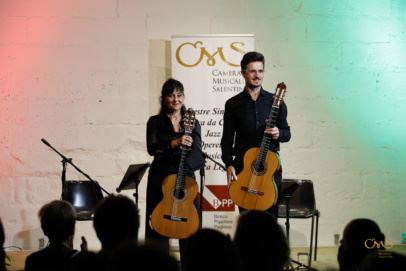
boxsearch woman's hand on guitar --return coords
[171,135,193,149]
[265,127,279,140]
[181,135,193,147]
[226,166,237,185]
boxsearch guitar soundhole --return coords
[252,160,266,175]
[173,189,186,200]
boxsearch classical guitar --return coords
[229,82,287,210]
[149,109,199,239]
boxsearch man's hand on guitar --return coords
[265,126,279,140]
[226,166,237,185]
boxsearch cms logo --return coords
[175,41,246,67]
[364,238,393,249]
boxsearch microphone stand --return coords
[60,155,69,200]
[41,138,111,197]
[199,164,205,228]
[202,152,226,171]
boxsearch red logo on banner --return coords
[200,185,235,211]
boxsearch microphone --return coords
[41,138,51,147]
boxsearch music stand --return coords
[116,163,150,206]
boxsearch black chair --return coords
[63,180,104,220]
[278,179,320,268]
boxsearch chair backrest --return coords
[278,179,317,218]
[63,180,104,220]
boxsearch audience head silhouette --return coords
[39,200,76,244]
[110,242,179,271]
[338,218,385,271]
[234,210,290,271]
[93,194,140,250]
[24,200,78,271]
[184,228,243,271]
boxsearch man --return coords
[25,200,79,271]
[92,194,140,271]
[220,51,291,217]
[67,195,140,271]
[338,218,386,271]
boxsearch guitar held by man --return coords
[228,82,287,210]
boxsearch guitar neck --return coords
[267,105,279,129]
[174,108,195,196]
[174,130,193,196]
[257,105,279,164]
[175,149,188,191]
[255,82,286,167]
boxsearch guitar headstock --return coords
[183,108,196,135]
[273,82,287,107]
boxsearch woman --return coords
[146,78,204,257]
[24,200,78,271]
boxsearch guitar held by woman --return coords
[149,109,200,239]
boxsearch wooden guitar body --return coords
[149,173,199,239]
[229,147,280,210]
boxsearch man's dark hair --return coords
[338,218,385,271]
[240,51,265,71]
[39,200,76,243]
[93,195,140,250]
[234,210,289,271]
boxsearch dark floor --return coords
[6,245,406,271]
[291,245,406,271]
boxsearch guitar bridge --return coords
[241,186,265,196]
[163,214,187,222]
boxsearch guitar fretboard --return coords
[174,147,189,199]
[255,104,279,171]
[174,109,195,199]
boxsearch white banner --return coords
[172,34,255,235]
